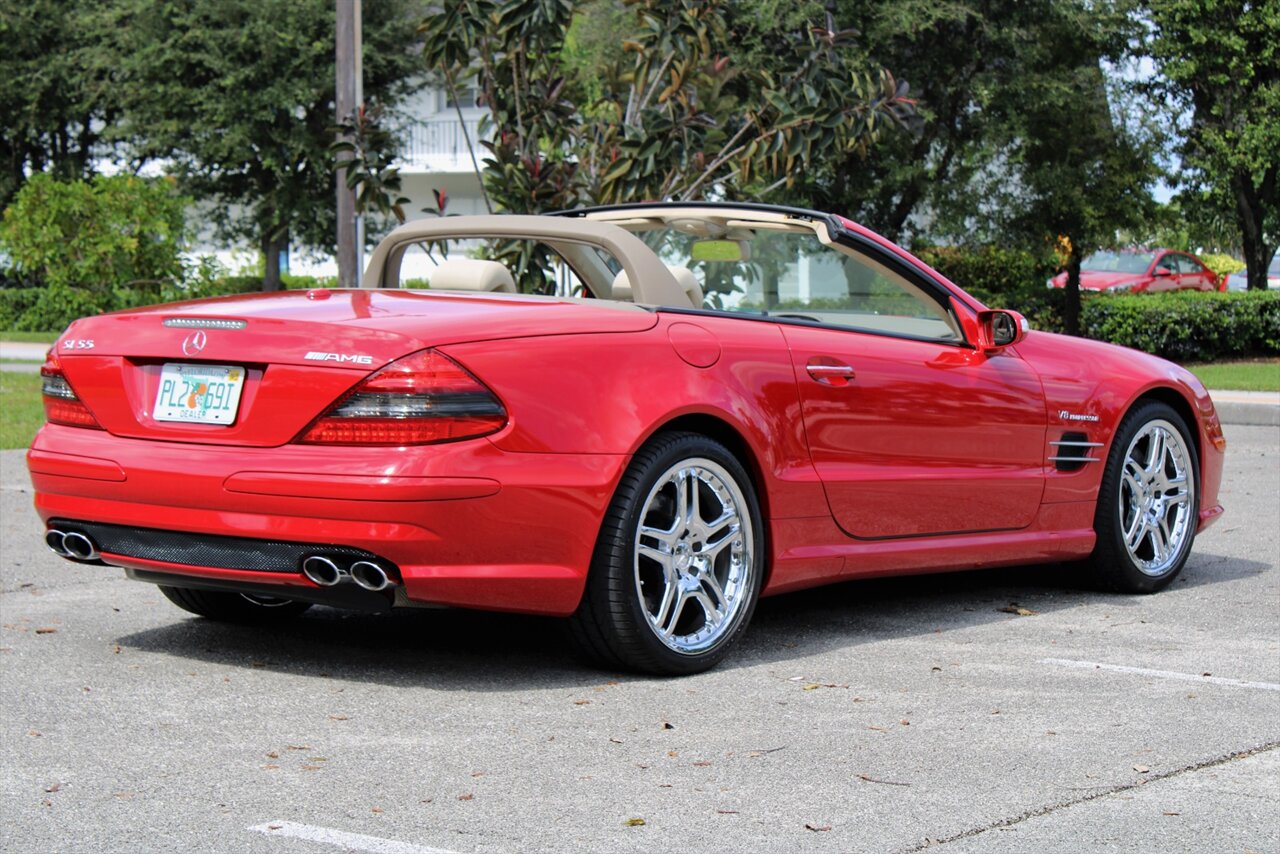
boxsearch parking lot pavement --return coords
[2,424,1277,854]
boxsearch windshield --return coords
[624,222,961,341]
[1081,251,1155,274]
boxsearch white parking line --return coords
[248,821,458,854]
[1041,658,1280,692]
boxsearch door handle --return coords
[805,363,856,385]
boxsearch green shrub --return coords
[913,245,1058,300]
[14,285,106,332]
[914,244,1068,332]
[0,288,42,328]
[1082,290,1280,361]
[0,173,189,294]
[1198,252,1244,282]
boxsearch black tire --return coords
[567,431,764,675]
[158,586,312,624]
[1087,401,1200,593]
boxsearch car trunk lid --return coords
[53,289,656,447]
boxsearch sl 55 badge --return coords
[61,339,95,350]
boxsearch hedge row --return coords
[1080,290,1280,362]
[0,275,334,331]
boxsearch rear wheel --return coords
[568,432,763,675]
[1088,401,1199,593]
[159,586,312,624]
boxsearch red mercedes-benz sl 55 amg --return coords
[27,203,1225,674]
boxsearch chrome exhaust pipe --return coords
[301,555,343,587]
[61,531,99,561]
[349,560,393,592]
[45,529,70,556]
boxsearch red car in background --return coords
[1049,249,1220,293]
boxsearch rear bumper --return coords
[28,424,628,616]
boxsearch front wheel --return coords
[159,586,312,624]
[568,432,764,675]
[1088,401,1200,593]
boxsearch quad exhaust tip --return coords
[349,560,393,592]
[301,555,344,587]
[45,529,99,561]
[301,555,396,591]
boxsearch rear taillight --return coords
[297,349,507,445]
[41,350,103,429]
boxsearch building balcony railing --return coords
[398,116,490,173]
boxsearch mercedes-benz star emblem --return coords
[181,330,208,356]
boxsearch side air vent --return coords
[1049,432,1104,472]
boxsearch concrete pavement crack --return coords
[900,741,1280,852]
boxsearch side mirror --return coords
[1153,266,1173,277]
[977,309,1029,352]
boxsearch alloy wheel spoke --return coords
[651,576,678,633]
[701,520,741,560]
[700,569,727,609]
[1124,513,1147,550]
[690,589,723,629]
[1144,429,1166,476]
[637,543,672,566]
[640,520,680,545]
[657,589,691,637]
[1150,520,1170,561]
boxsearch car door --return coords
[1149,253,1178,292]
[774,246,1047,539]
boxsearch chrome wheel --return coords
[1118,419,1195,577]
[633,458,754,655]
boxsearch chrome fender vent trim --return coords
[1049,433,1104,471]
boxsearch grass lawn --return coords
[0,371,43,449]
[1187,358,1280,392]
[0,331,59,344]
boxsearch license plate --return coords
[153,363,246,425]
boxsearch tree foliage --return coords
[103,0,420,289]
[419,0,914,292]
[0,0,118,208]
[1147,0,1279,290]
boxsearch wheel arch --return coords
[1125,385,1202,464]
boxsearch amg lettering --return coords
[304,351,374,365]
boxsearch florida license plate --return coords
[153,363,246,425]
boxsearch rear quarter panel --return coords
[442,313,831,521]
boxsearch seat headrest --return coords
[611,266,702,308]
[429,258,517,293]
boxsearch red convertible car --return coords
[28,203,1225,674]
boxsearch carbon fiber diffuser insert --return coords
[48,519,387,573]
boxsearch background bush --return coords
[914,245,1068,333]
[0,173,189,293]
[1081,290,1280,361]
[1197,252,1245,282]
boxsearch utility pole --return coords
[335,0,362,286]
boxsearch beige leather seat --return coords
[611,266,703,308]
[429,258,517,293]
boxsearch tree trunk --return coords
[261,230,287,291]
[1064,243,1082,337]
[1234,172,1275,291]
